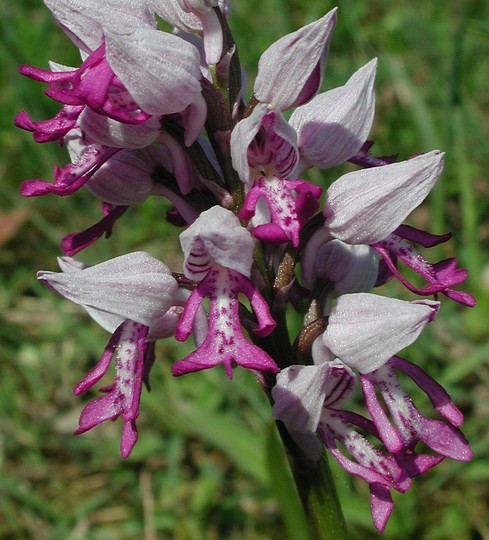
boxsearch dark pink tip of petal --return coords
[444,288,477,307]
[390,356,465,426]
[395,224,452,247]
[433,258,468,286]
[15,105,83,143]
[20,177,83,197]
[396,452,444,477]
[20,179,56,197]
[74,393,120,434]
[171,360,208,377]
[419,417,474,462]
[369,484,394,533]
[251,318,277,337]
[18,63,73,82]
[120,420,138,458]
[253,223,291,245]
[74,326,123,395]
[61,206,128,256]
[14,110,34,130]
[237,354,279,374]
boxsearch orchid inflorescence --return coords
[16,0,476,533]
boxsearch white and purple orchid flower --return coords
[18,3,475,534]
[173,206,278,378]
[38,252,182,457]
[301,151,476,307]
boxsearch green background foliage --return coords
[1,1,488,538]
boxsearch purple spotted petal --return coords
[362,362,473,461]
[74,320,149,458]
[173,266,277,378]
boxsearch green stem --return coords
[278,424,350,540]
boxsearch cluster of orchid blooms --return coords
[16,0,476,532]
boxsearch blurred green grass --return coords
[1,1,488,539]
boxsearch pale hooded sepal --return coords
[272,360,356,434]
[290,58,377,170]
[44,0,156,54]
[84,146,168,205]
[105,27,203,116]
[254,9,337,111]
[322,293,439,373]
[180,206,255,279]
[301,236,379,293]
[323,151,445,244]
[78,108,161,149]
[38,252,178,333]
[74,319,149,458]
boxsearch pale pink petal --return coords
[322,293,440,373]
[38,252,178,332]
[180,206,255,278]
[44,0,155,53]
[290,58,377,169]
[254,9,337,110]
[105,28,202,116]
[323,151,445,244]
